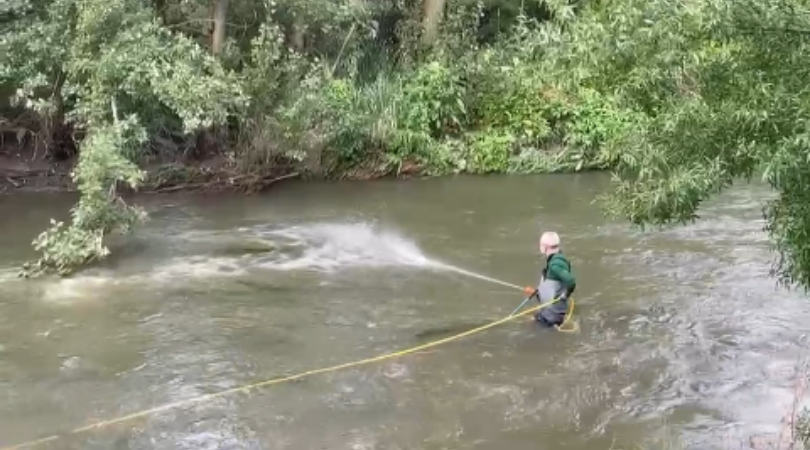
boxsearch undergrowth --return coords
[275,42,631,179]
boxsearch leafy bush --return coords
[279,58,470,174]
[465,130,515,174]
[468,58,552,145]
[24,122,147,276]
[798,409,810,448]
[398,60,467,137]
[461,47,633,173]
[548,87,637,170]
[277,73,417,173]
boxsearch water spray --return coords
[429,261,524,292]
[258,223,529,293]
[425,260,536,317]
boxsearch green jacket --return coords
[544,252,576,295]
[536,251,576,321]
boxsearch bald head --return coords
[539,231,561,256]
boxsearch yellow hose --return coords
[555,297,579,333]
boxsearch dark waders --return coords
[534,277,568,327]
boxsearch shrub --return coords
[466,130,515,174]
[398,60,467,138]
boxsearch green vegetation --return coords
[4,0,810,288]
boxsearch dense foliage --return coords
[558,0,810,290]
[4,0,810,291]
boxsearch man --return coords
[523,231,576,327]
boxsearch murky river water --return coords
[1,173,809,450]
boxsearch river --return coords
[0,173,808,450]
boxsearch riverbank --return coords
[0,146,73,192]
[0,142,597,195]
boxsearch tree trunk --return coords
[290,21,305,52]
[37,70,71,160]
[153,0,167,23]
[421,0,446,45]
[211,0,229,55]
[205,0,230,156]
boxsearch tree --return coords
[533,0,810,288]
[3,0,246,275]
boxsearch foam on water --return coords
[35,256,251,304]
[148,256,249,282]
[40,275,119,304]
[0,265,118,305]
[0,267,19,284]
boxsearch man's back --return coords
[546,252,575,291]
[535,252,576,325]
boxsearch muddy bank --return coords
[0,146,303,195]
[0,147,73,192]
[0,145,428,195]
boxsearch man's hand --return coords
[523,286,537,296]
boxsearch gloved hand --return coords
[523,286,538,296]
[557,291,569,302]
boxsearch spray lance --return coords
[510,286,539,316]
